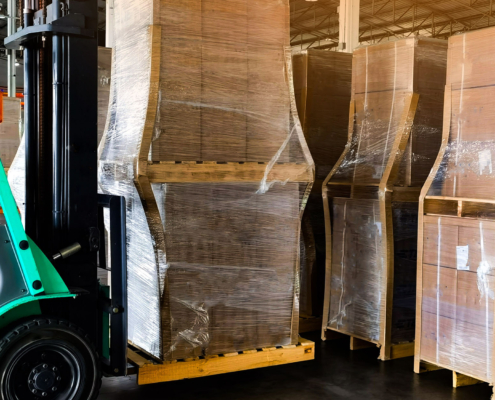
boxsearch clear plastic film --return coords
[421,216,495,382]
[0,98,22,170]
[4,98,23,219]
[428,29,495,200]
[293,50,352,317]
[98,47,112,144]
[99,0,314,360]
[324,37,447,344]
[419,27,495,382]
[8,47,114,221]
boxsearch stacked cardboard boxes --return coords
[154,0,290,162]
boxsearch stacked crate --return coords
[293,50,352,320]
[415,27,495,387]
[99,0,314,361]
[321,37,447,360]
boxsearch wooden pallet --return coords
[127,338,315,385]
[323,328,414,359]
[418,361,486,389]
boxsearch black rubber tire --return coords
[0,317,101,400]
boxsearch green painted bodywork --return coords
[100,285,110,359]
[0,301,41,332]
[0,160,74,326]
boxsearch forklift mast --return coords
[5,0,127,377]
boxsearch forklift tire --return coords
[0,317,101,400]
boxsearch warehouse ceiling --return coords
[290,0,495,50]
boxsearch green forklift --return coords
[0,0,128,399]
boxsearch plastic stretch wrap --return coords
[98,47,112,144]
[293,50,352,316]
[429,29,495,200]
[421,216,495,381]
[419,27,495,381]
[8,47,113,219]
[99,0,314,360]
[0,98,21,169]
[324,37,447,346]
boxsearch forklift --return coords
[0,0,127,398]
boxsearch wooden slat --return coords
[424,198,458,216]
[128,349,152,368]
[350,337,376,351]
[389,342,414,360]
[418,361,444,373]
[380,93,420,361]
[147,162,313,183]
[136,339,315,385]
[391,187,421,203]
[453,371,484,388]
[426,196,495,205]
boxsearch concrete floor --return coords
[99,332,493,400]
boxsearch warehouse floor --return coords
[99,331,492,400]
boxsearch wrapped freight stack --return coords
[99,0,314,361]
[415,27,495,386]
[321,37,447,360]
[293,50,352,323]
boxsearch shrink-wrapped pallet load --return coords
[99,0,314,360]
[293,50,352,318]
[415,27,495,387]
[322,37,447,360]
